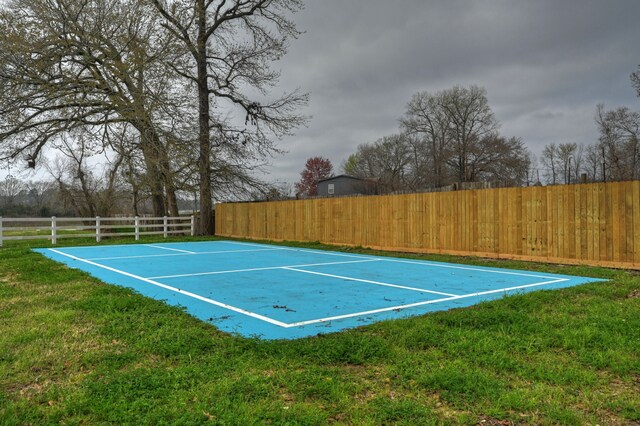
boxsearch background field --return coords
[1,237,639,425]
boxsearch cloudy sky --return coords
[1,0,638,187]
[267,0,640,187]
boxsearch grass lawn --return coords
[1,237,639,425]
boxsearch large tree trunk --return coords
[165,178,179,217]
[134,116,176,217]
[196,0,213,235]
[159,143,179,217]
[163,166,179,217]
[131,63,171,218]
[139,139,166,216]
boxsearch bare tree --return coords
[541,143,559,184]
[149,0,308,234]
[541,142,582,185]
[440,85,500,183]
[26,180,55,213]
[401,91,450,187]
[557,143,578,184]
[0,175,25,207]
[632,65,640,98]
[45,132,129,217]
[467,135,531,185]
[346,134,414,193]
[571,144,585,183]
[596,104,640,181]
[583,144,602,182]
[400,85,528,188]
[0,0,184,217]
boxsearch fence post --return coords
[0,216,3,247]
[135,216,140,241]
[96,216,101,242]
[190,215,195,236]
[51,216,57,245]
[163,216,168,238]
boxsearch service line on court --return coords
[85,247,286,261]
[282,267,459,297]
[217,241,381,261]
[282,277,570,328]
[146,258,382,280]
[47,249,290,328]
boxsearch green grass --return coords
[1,237,639,425]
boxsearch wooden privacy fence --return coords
[216,181,640,269]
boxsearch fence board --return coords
[215,181,640,269]
[624,183,632,263]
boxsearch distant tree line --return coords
[338,85,533,194]
[0,174,197,218]
[539,68,640,185]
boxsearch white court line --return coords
[379,258,559,280]
[42,240,267,251]
[55,240,233,249]
[282,278,570,327]
[282,267,459,297]
[86,248,285,261]
[47,249,289,328]
[146,259,382,280]
[217,240,559,280]
[145,244,196,254]
[217,240,378,261]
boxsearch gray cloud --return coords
[2,0,638,188]
[268,0,640,186]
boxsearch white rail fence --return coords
[0,216,195,247]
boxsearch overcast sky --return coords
[267,0,640,187]
[1,0,639,188]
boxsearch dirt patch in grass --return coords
[0,272,21,284]
[477,416,514,425]
[627,290,640,299]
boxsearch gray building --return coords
[316,175,376,197]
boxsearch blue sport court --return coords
[36,240,604,339]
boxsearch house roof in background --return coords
[316,174,366,184]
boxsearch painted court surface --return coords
[37,241,604,339]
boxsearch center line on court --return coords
[145,244,196,254]
[282,267,459,297]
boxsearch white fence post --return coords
[0,216,3,247]
[135,216,140,240]
[163,216,168,238]
[190,215,195,236]
[96,216,101,242]
[51,216,57,245]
